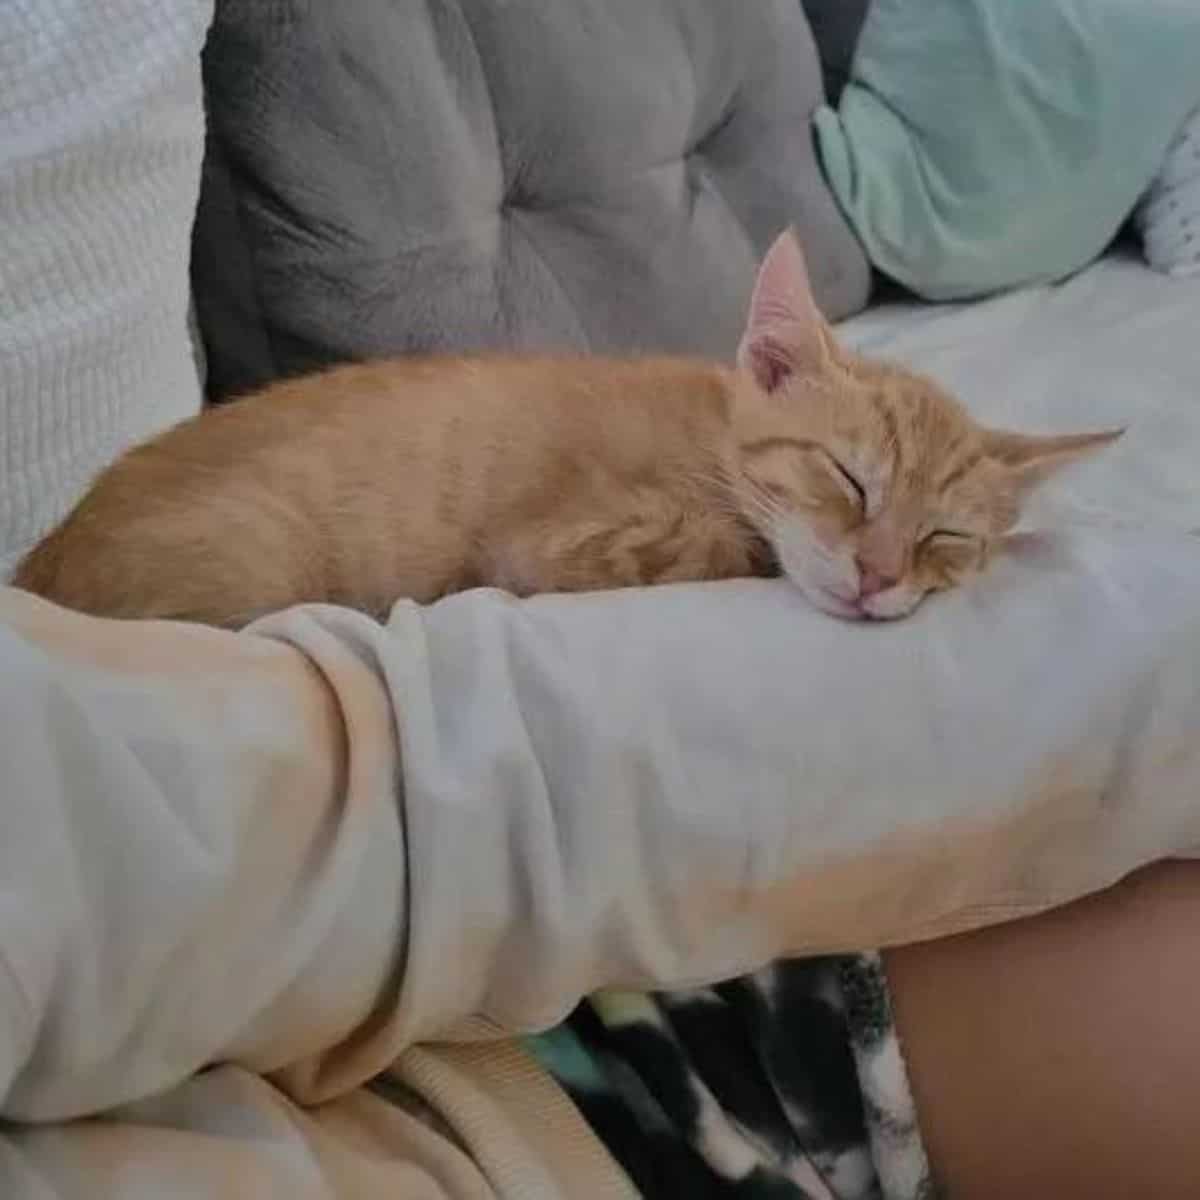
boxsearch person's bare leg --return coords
[885,859,1200,1198]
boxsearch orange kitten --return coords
[15,231,1120,627]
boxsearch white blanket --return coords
[2,253,1200,1196]
[0,0,209,577]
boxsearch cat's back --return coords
[426,352,735,462]
[140,351,731,450]
[29,350,732,523]
[14,351,735,622]
[236,352,736,480]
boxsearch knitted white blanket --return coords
[0,0,212,577]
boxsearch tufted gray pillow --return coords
[192,0,869,400]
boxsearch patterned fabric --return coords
[1136,103,1200,278]
[526,955,934,1200]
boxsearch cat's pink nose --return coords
[857,562,898,598]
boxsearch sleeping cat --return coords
[15,231,1120,627]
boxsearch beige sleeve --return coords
[3,529,1199,1122]
[0,590,404,1119]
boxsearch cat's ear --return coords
[983,427,1124,495]
[737,229,828,393]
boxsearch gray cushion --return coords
[193,0,869,400]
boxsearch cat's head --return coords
[731,231,1122,620]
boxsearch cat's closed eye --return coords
[920,530,982,568]
[815,449,866,513]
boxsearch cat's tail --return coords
[10,510,133,624]
[13,493,304,630]
[12,520,72,600]
[12,494,175,623]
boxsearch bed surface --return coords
[841,248,1200,536]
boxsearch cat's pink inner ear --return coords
[737,229,827,393]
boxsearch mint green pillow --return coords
[815,0,1200,300]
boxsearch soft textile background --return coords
[816,0,1200,300]
[0,0,212,576]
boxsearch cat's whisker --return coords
[685,466,782,531]
[742,481,787,526]
[738,493,784,533]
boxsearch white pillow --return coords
[0,1,213,578]
[1136,103,1200,278]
